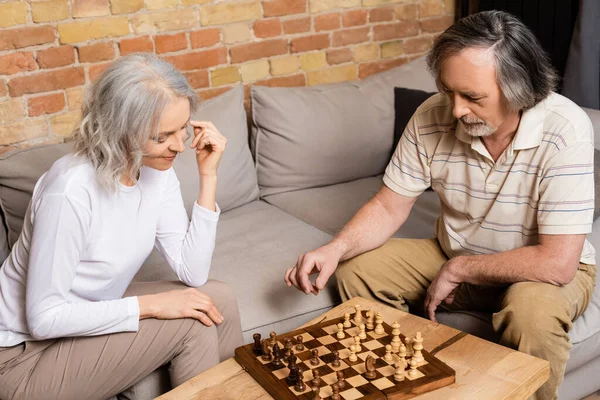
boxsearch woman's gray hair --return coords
[427,10,558,111]
[72,52,198,193]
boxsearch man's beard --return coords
[460,115,496,137]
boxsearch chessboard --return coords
[234,306,455,400]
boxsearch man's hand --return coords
[424,258,461,322]
[284,244,344,295]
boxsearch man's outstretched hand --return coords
[284,245,342,295]
[424,259,461,322]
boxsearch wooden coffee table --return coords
[157,297,549,399]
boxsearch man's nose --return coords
[452,94,470,120]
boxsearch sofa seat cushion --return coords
[262,175,440,239]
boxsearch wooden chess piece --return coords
[358,323,367,340]
[408,357,418,378]
[405,337,414,356]
[269,331,277,346]
[398,342,407,359]
[374,312,385,335]
[354,305,364,324]
[311,370,320,389]
[331,382,341,400]
[310,349,320,366]
[412,331,424,364]
[336,323,345,339]
[288,354,298,370]
[261,339,272,361]
[348,343,358,362]
[384,344,393,362]
[284,338,294,362]
[253,333,262,356]
[394,362,405,381]
[336,371,345,389]
[353,336,361,352]
[272,343,282,367]
[391,321,401,352]
[366,309,375,330]
[294,369,306,392]
[343,312,351,328]
[365,355,377,380]
[295,335,305,351]
[332,350,341,367]
[286,364,299,386]
[311,386,321,400]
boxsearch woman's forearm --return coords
[197,174,217,211]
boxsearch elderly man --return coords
[284,10,596,400]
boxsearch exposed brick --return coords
[197,87,232,101]
[0,52,37,76]
[403,36,433,54]
[363,0,407,5]
[342,9,367,27]
[0,81,7,97]
[77,42,114,63]
[0,98,26,124]
[241,60,270,82]
[37,45,76,69]
[444,0,456,15]
[155,33,188,54]
[8,67,85,96]
[283,17,311,34]
[370,7,394,22]
[28,93,66,117]
[309,0,360,13]
[263,0,306,17]
[184,70,209,89]
[146,0,178,10]
[314,13,340,32]
[358,57,407,79]
[200,1,261,26]
[119,36,153,55]
[222,24,251,44]
[58,18,130,44]
[395,4,418,20]
[89,62,112,81]
[131,10,198,34]
[421,16,454,33]
[0,2,28,28]
[73,0,109,18]
[327,48,352,65]
[300,51,327,71]
[332,27,369,47]
[269,55,299,76]
[165,47,227,70]
[182,0,211,4]
[230,39,288,63]
[31,0,69,23]
[0,119,48,146]
[307,64,357,86]
[420,0,443,17]
[381,40,403,58]
[110,0,143,14]
[0,26,56,51]
[254,19,282,38]
[210,66,241,87]
[373,21,419,41]
[51,111,81,136]
[66,87,84,111]
[256,73,306,87]
[190,29,220,48]
[290,34,329,53]
[353,43,379,62]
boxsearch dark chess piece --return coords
[295,335,305,351]
[311,370,320,389]
[310,349,319,366]
[286,365,299,386]
[332,350,341,367]
[365,355,377,380]
[272,343,282,367]
[284,338,294,362]
[288,354,297,370]
[294,370,306,392]
[253,333,262,356]
[311,386,321,400]
[261,339,272,361]
[336,371,345,390]
[331,382,341,400]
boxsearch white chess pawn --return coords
[343,313,351,328]
[408,357,418,378]
[394,362,405,382]
[391,321,401,352]
[374,312,384,335]
[366,309,375,330]
[384,344,393,362]
[354,305,364,324]
[412,331,424,364]
[358,323,367,340]
[398,342,407,359]
[336,323,345,339]
[348,343,358,362]
[353,336,361,352]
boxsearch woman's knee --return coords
[196,280,239,319]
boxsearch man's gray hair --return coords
[72,52,198,192]
[427,10,558,111]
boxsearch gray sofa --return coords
[0,57,598,400]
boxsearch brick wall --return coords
[0,0,455,151]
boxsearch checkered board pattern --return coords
[234,312,455,400]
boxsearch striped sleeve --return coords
[537,142,595,234]
[383,114,431,197]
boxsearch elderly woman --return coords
[0,53,243,399]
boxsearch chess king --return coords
[285,10,596,400]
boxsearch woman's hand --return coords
[138,288,224,326]
[189,120,227,177]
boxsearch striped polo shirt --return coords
[384,92,596,264]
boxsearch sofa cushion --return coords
[394,87,436,150]
[262,175,439,239]
[252,57,438,197]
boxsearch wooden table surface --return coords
[156,297,549,400]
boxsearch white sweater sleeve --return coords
[154,169,220,287]
[25,194,139,340]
